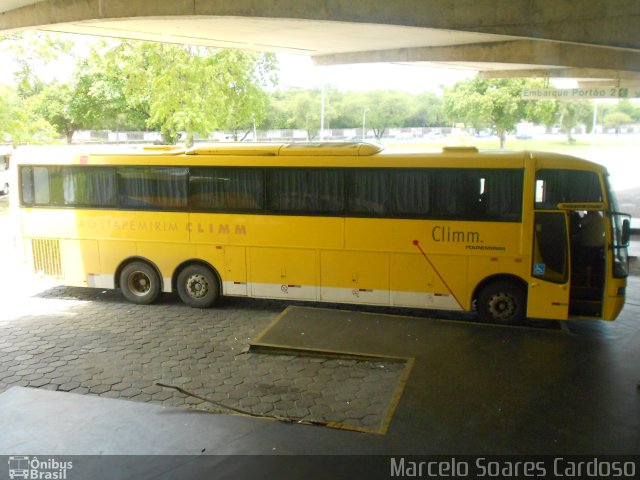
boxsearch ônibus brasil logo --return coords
[7,456,73,479]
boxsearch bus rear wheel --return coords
[120,261,161,305]
[176,265,219,308]
[476,281,526,324]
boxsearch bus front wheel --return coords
[176,265,219,308]
[476,281,526,324]
[120,261,161,305]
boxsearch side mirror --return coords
[621,218,631,247]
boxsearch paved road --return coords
[0,285,407,432]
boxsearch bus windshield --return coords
[606,178,631,278]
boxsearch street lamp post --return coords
[252,114,257,142]
[320,83,326,141]
[362,108,370,141]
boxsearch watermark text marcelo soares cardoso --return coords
[389,457,637,478]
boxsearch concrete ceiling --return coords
[0,0,36,11]
[1,0,639,86]
[39,17,519,55]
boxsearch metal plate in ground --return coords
[250,306,421,433]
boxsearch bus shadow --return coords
[31,285,562,332]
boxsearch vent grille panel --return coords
[32,239,62,277]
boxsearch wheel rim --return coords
[127,271,151,297]
[487,292,516,320]
[185,274,209,299]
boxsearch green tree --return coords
[522,87,557,131]
[604,112,633,134]
[444,78,545,148]
[28,71,128,144]
[266,88,326,139]
[443,79,493,132]
[30,82,79,143]
[0,84,57,145]
[557,101,592,143]
[2,34,277,145]
[612,99,640,122]
[0,85,18,142]
[103,41,277,146]
[218,50,278,140]
[2,34,142,142]
[290,89,323,140]
[331,91,367,133]
[71,41,148,132]
[406,92,444,127]
[1,31,73,98]
[363,91,413,139]
[263,88,439,136]
[261,91,292,130]
[319,88,349,129]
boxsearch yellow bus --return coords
[13,143,631,323]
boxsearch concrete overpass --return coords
[1,0,639,87]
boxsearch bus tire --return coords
[476,280,526,324]
[120,261,161,305]
[176,265,219,308]
[1,183,8,195]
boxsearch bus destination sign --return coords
[521,87,640,100]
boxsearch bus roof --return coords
[187,142,384,156]
[9,143,608,173]
[531,150,608,174]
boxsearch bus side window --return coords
[432,170,484,217]
[535,170,602,209]
[482,170,523,221]
[430,169,523,221]
[190,167,264,211]
[118,167,188,210]
[20,166,34,206]
[348,170,390,215]
[267,169,310,212]
[431,170,464,217]
[381,169,429,216]
[306,169,344,213]
[535,179,545,204]
[61,167,117,207]
[33,167,51,205]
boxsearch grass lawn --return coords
[383,134,640,193]
[384,135,638,154]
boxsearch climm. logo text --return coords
[432,226,480,244]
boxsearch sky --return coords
[275,54,476,94]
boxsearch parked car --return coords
[0,153,10,196]
[394,133,414,142]
[423,131,445,140]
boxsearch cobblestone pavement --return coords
[0,285,407,432]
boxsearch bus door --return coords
[564,206,607,317]
[527,211,571,320]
